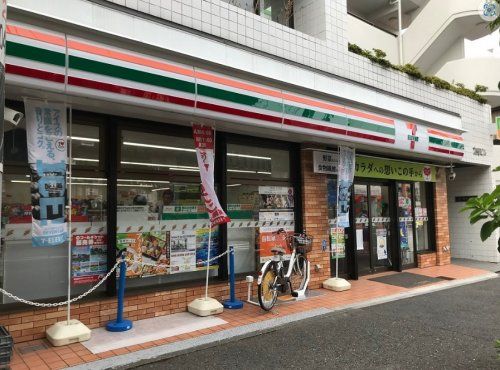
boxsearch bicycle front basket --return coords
[295,235,313,253]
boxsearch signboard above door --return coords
[355,156,436,182]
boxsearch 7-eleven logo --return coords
[406,122,419,150]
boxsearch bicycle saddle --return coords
[270,246,286,255]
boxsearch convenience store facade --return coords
[0,19,469,342]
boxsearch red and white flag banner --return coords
[192,124,230,226]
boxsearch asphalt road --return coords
[134,277,500,370]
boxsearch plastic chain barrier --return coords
[0,250,229,307]
[133,249,229,268]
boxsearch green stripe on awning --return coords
[429,136,464,150]
[347,118,395,136]
[69,55,196,94]
[197,84,283,113]
[6,41,66,66]
[284,104,348,126]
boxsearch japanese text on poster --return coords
[25,99,68,247]
[71,234,107,285]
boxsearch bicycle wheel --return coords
[258,263,278,311]
[290,254,307,293]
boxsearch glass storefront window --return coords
[226,143,293,274]
[414,182,430,252]
[118,130,219,288]
[1,113,106,302]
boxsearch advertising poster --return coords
[337,146,355,228]
[399,222,409,250]
[170,230,197,273]
[140,232,169,277]
[71,234,107,285]
[117,232,169,278]
[258,225,294,263]
[258,186,294,223]
[330,228,345,259]
[117,233,143,278]
[195,227,220,269]
[259,186,294,210]
[25,99,68,247]
[376,229,388,260]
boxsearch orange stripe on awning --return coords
[67,39,196,78]
[427,128,463,141]
[7,24,66,47]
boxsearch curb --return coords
[69,272,498,370]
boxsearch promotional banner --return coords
[25,99,68,247]
[330,227,345,259]
[170,229,197,273]
[192,124,230,226]
[71,234,107,285]
[337,146,355,228]
[355,156,436,182]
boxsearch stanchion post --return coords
[223,246,243,309]
[106,254,132,332]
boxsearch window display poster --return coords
[376,229,388,260]
[258,211,294,222]
[71,234,107,285]
[195,227,220,269]
[259,186,294,210]
[170,230,197,274]
[25,99,68,247]
[258,226,294,263]
[356,228,364,251]
[116,232,169,278]
[399,222,409,250]
[330,228,345,259]
[140,232,169,277]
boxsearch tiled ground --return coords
[8,264,493,370]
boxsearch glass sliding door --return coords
[354,184,370,275]
[397,183,415,267]
[369,185,392,270]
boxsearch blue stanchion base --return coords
[106,319,133,332]
[223,299,244,309]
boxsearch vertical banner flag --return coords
[192,124,230,226]
[337,146,355,228]
[25,99,68,247]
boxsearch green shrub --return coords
[346,43,486,104]
[475,84,488,92]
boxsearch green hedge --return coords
[348,43,487,104]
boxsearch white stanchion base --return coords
[187,297,224,317]
[46,319,91,347]
[323,277,352,292]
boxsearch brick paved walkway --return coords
[7,264,495,370]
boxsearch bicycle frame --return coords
[257,247,310,299]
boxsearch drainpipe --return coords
[398,0,404,65]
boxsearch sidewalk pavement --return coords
[8,264,498,370]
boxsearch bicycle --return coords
[257,228,313,311]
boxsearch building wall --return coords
[447,166,500,262]
[300,146,331,287]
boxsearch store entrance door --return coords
[354,183,394,275]
[397,182,417,268]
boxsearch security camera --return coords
[448,167,456,181]
[4,107,24,126]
